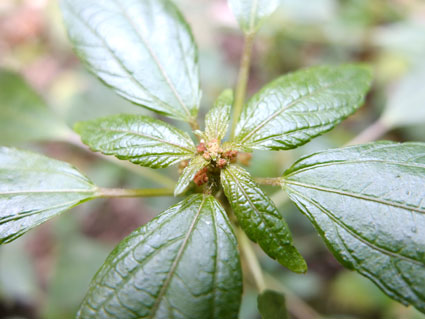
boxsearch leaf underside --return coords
[60,0,201,121]
[234,64,372,151]
[75,114,196,169]
[282,142,425,313]
[0,147,96,244]
[221,165,306,273]
[77,194,242,319]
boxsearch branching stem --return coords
[95,187,174,198]
[231,32,256,139]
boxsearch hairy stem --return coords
[95,187,174,198]
[189,117,201,131]
[236,227,266,292]
[346,118,390,146]
[65,131,176,188]
[231,32,256,139]
[255,177,282,186]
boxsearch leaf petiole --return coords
[95,187,174,198]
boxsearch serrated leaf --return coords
[282,142,425,313]
[234,64,372,151]
[381,64,425,128]
[77,194,242,319]
[221,165,306,273]
[204,89,233,141]
[174,156,208,196]
[0,147,96,244]
[228,0,279,34]
[0,70,70,145]
[257,290,288,319]
[75,114,196,169]
[60,0,201,122]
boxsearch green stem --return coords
[189,118,201,131]
[231,32,256,139]
[95,187,174,198]
[255,177,282,186]
[236,227,266,292]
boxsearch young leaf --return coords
[204,89,233,141]
[75,114,196,169]
[60,0,202,122]
[0,70,70,145]
[228,0,279,34]
[221,165,306,273]
[234,64,372,151]
[257,290,288,319]
[282,142,425,313]
[0,147,96,244]
[174,156,208,196]
[77,194,242,319]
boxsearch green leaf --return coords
[228,0,279,34]
[282,142,425,313]
[204,89,233,141]
[75,114,196,169]
[60,0,201,122]
[174,156,208,196]
[0,147,96,244]
[77,194,242,319]
[221,165,306,273]
[234,64,372,151]
[257,290,288,319]
[0,70,70,145]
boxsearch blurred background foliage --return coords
[0,0,424,318]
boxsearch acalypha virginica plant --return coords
[0,0,424,318]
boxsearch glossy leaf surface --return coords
[77,194,242,319]
[282,142,425,313]
[0,148,96,244]
[0,70,70,145]
[204,89,233,141]
[257,290,288,319]
[75,114,196,169]
[61,0,201,121]
[228,0,279,34]
[221,165,306,273]
[234,65,372,151]
[174,156,208,196]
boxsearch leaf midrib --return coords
[87,127,194,154]
[65,2,182,118]
[237,71,360,144]
[285,159,425,177]
[148,195,206,318]
[288,188,423,265]
[112,0,192,119]
[284,179,425,214]
[0,189,96,196]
